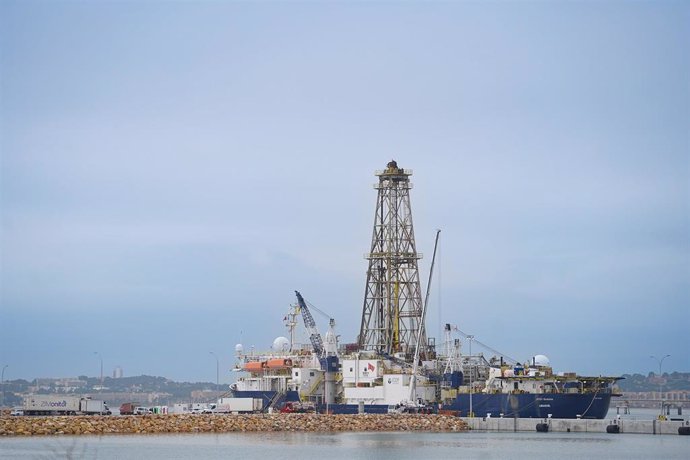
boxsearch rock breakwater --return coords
[0,414,468,436]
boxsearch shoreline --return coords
[0,413,468,437]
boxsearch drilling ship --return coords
[229,161,620,418]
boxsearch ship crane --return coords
[451,328,518,365]
[294,291,327,357]
[408,229,441,406]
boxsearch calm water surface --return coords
[1,431,688,460]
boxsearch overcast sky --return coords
[1,1,688,383]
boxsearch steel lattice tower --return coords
[358,160,428,360]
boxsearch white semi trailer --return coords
[22,395,111,415]
[214,398,263,413]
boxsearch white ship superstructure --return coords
[340,356,436,406]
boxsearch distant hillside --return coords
[616,372,690,392]
[1,375,224,407]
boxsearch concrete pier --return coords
[461,416,690,435]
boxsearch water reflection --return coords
[1,431,686,460]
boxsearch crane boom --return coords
[409,229,441,404]
[295,291,325,356]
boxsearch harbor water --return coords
[1,408,687,459]
[1,429,688,459]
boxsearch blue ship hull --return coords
[443,393,613,419]
[316,404,391,414]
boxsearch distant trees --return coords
[618,372,690,392]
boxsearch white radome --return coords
[272,336,290,352]
[533,354,550,366]
[235,344,243,354]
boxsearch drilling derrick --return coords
[358,160,428,361]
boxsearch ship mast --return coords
[358,160,428,360]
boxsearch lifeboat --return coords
[266,358,293,369]
[243,361,266,372]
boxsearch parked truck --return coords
[119,402,138,415]
[81,399,110,415]
[214,398,263,413]
[22,395,111,416]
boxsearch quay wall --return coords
[462,416,689,435]
[0,413,468,436]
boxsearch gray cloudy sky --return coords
[1,1,688,383]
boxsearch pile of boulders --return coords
[0,413,468,436]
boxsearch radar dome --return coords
[272,336,290,352]
[235,344,244,354]
[533,354,550,367]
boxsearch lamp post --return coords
[1,365,8,408]
[210,352,219,389]
[467,335,474,418]
[94,352,103,387]
[650,354,670,416]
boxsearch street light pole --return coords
[94,352,103,387]
[1,365,8,408]
[467,335,474,418]
[210,352,219,389]
[650,354,670,416]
